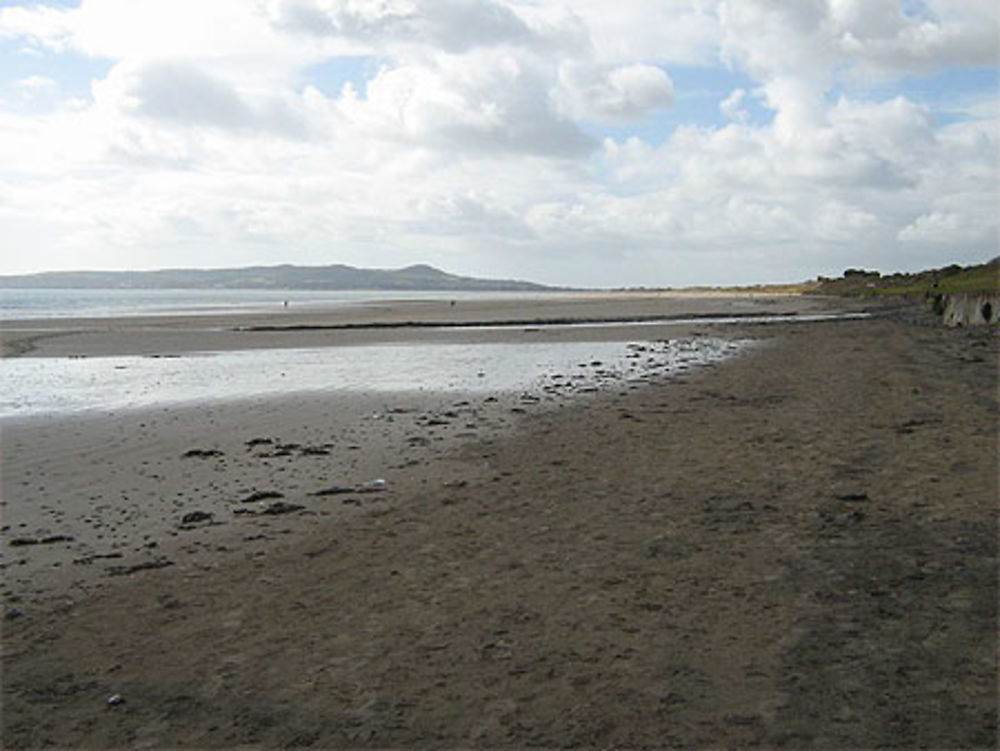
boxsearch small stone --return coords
[8,538,39,547]
[835,492,869,502]
[40,534,75,544]
[4,607,24,621]
[107,694,125,706]
[299,446,330,456]
[181,449,223,459]
[238,490,284,504]
[311,486,355,496]
[260,501,305,515]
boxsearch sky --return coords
[0,0,996,287]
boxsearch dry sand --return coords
[1,294,996,748]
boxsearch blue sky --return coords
[0,0,996,286]
[0,38,107,99]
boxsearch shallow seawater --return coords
[0,287,554,320]
[0,338,749,419]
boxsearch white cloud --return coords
[719,88,747,122]
[0,4,75,52]
[0,0,996,284]
[721,0,998,81]
[329,52,594,156]
[91,61,309,137]
[0,0,328,87]
[834,0,998,74]
[554,62,674,123]
[267,0,534,52]
[564,0,723,66]
[898,211,960,242]
[15,75,57,90]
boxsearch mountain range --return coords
[0,264,553,292]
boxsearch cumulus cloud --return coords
[721,0,998,80]
[719,88,748,122]
[111,63,254,128]
[0,0,325,86]
[566,0,722,66]
[554,62,674,123]
[0,0,996,284]
[267,0,533,52]
[0,4,75,51]
[832,0,998,73]
[328,52,594,157]
[93,61,308,137]
[719,0,998,140]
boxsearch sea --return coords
[0,288,870,420]
[0,287,556,321]
[0,287,750,418]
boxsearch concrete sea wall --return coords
[938,292,999,327]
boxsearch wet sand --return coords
[0,291,862,358]
[1,295,996,748]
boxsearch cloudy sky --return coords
[0,0,996,287]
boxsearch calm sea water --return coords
[0,288,555,320]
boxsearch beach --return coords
[1,293,996,748]
[1,289,851,358]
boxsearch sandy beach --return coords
[1,293,996,748]
[0,290,860,358]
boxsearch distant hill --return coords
[0,263,554,292]
[809,257,999,297]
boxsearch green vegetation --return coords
[810,257,999,297]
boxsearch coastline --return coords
[0,291,868,358]
[2,296,996,747]
[2,295,764,601]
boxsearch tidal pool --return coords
[1,338,749,419]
